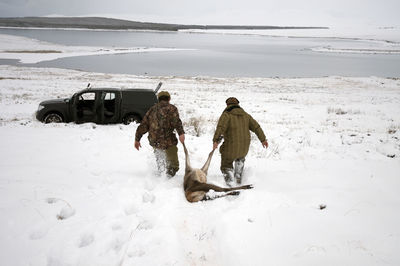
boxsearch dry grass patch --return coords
[327,107,362,115]
[4,50,62,53]
[184,117,204,137]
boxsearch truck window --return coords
[80,92,95,101]
[102,92,116,117]
[78,92,96,113]
[103,92,116,100]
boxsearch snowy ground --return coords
[0,63,399,266]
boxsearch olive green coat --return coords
[213,105,266,160]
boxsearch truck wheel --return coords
[44,113,63,123]
[123,115,139,125]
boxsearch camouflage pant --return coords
[220,153,245,184]
[153,145,179,177]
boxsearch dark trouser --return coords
[220,152,245,184]
[154,145,179,177]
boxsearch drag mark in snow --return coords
[118,222,145,266]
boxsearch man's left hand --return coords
[134,141,141,150]
[262,140,268,149]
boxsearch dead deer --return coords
[182,142,253,202]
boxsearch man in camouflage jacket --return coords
[135,91,185,177]
[213,97,268,185]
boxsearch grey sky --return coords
[0,0,399,27]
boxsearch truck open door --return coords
[72,91,98,124]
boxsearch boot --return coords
[222,168,234,187]
[166,167,178,178]
[234,158,245,184]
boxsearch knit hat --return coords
[225,97,239,105]
[158,91,170,100]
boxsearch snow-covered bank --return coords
[0,65,399,266]
[180,26,400,42]
[0,34,194,64]
[181,27,400,55]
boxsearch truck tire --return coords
[44,113,63,123]
[123,114,140,125]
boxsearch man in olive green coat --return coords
[213,97,268,185]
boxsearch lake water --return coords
[1,28,400,78]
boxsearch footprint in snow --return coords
[45,197,59,204]
[57,206,76,220]
[112,223,123,231]
[78,233,95,248]
[137,220,153,230]
[45,197,76,220]
[124,203,139,216]
[142,191,155,203]
[128,249,146,258]
[90,171,101,176]
[29,224,49,240]
[111,238,125,252]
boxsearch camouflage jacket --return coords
[135,101,185,150]
[213,105,266,160]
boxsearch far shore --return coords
[0,16,329,31]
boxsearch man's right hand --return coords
[179,134,185,144]
[213,142,219,150]
[134,141,141,150]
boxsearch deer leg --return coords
[189,181,231,193]
[202,191,241,201]
[189,181,253,193]
[181,142,192,175]
[200,149,215,175]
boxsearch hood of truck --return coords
[39,98,69,106]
